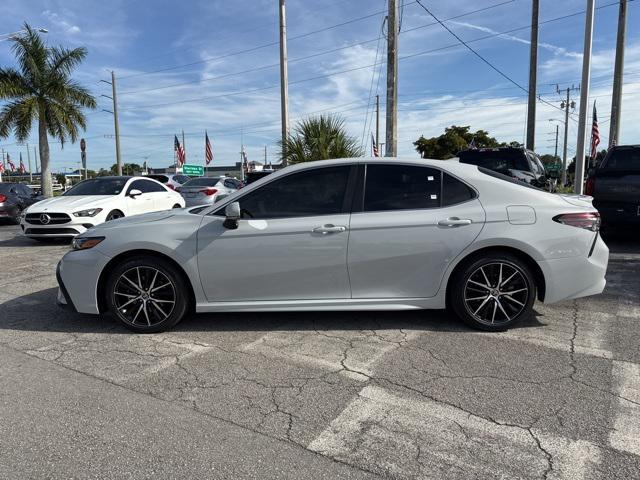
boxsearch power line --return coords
[118,0,516,95]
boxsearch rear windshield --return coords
[601,148,640,171]
[0,183,17,194]
[459,150,530,172]
[147,175,169,183]
[477,167,541,191]
[182,177,220,187]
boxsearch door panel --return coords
[125,194,154,215]
[197,214,351,302]
[348,200,484,298]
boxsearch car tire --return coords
[106,210,124,221]
[450,253,536,331]
[105,255,190,333]
[172,204,181,209]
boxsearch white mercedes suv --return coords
[21,176,185,240]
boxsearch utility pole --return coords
[385,0,398,157]
[26,143,32,183]
[559,85,578,186]
[554,124,559,159]
[279,0,290,166]
[574,0,595,195]
[526,0,539,151]
[609,0,627,147]
[34,146,39,175]
[375,94,380,155]
[264,145,267,166]
[100,71,122,176]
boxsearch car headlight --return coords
[73,208,103,217]
[72,236,105,251]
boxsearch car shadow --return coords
[0,235,71,247]
[0,287,548,335]
[601,225,640,255]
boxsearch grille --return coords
[25,212,71,225]
[25,227,79,235]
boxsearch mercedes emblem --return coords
[40,213,51,225]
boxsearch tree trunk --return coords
[38,110,53,198]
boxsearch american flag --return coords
[590,101,600,160]
[0,161,5,174]
[6,154,15,172]
[371,133,379,157]
[19,153,26,173]
[174,135,185,166]
[205,131,213,165]
[468,137,477,149]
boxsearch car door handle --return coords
[438,217,472,227]
[312,224,347,234]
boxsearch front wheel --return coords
[106,210,124,221]
[105,256,189,333]
[450,253,536,331]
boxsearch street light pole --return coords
[385,0,399,157]
[526,0,539,151]
[609,0,627,147]
[279,0,290,166]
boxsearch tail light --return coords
[166,184,175,190]
[585,176,595,196]
[201,188,218,196]
[553,212,600,232]
[0,194,6,203]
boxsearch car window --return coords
[459,150,530,172]
[602,148,640,171]
[223,179,237,189]
[128,179,166,194]
[237,166,350,219]
[364,164,441,212]
[442,173,476,206]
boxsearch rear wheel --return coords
[450,253,536,331]
[105,256,189,333]
[172,204,181,209]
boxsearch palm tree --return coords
[280,114,363,165]
[0,24,96,197]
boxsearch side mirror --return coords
[129,189,143,198]
[223,201,240,230]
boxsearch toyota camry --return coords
[56,158,608,333]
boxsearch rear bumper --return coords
[538,234,609,304]
[183,197,215,207]
[0,203,20,219]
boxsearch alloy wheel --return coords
[463,262,529,326]
[112,266,176,327]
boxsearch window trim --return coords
[356,163,478,215]
[211,164,357,219]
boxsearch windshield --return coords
[182,177,220,187]
[63,178,128,196]
[602,148,640,171]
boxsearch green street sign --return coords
[182,164,204,176]
[546,164,562,172]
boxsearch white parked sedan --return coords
[56,158,608,333]
[22,176,185,240]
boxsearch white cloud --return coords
[42,10,81,35]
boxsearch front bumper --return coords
[56,248,112,314]
[56,262,77,312]
[538,234,609,304]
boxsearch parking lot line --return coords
[609,360,640,457]
[243,329,422,381]
[309,385,602,479]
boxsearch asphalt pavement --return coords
[0,222,639,479]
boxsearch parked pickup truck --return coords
[587,144,640,226]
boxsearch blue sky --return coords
[0,0,639,172]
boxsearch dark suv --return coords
[587,145,640,226]
[458,147,547,188]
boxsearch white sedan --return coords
[55,158,608,333]
[22,176,185,240]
